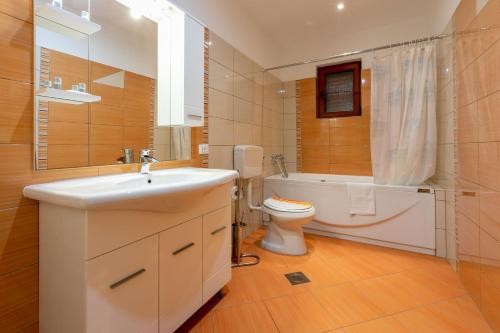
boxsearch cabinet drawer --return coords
[202,207,231,302]
[86,235,158,333]
[159,217,203,333]
[203,206,231,281]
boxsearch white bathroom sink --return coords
[24,167,237,210]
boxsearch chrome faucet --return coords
[271,154,288,178]
[139,149,159,175]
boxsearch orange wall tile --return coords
[0,5,206,331]
[0,79,33,144]
[297,69,372,176]
[0,12,33,83]
[454,0,500,331]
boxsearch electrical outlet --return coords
[198,144,209,154]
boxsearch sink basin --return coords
[24,167,238,210]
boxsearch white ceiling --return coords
[236,0,460,68]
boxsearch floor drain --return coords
[284,272,311,285]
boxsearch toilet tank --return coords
[234,145,263,179]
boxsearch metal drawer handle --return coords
[462,191,476,197]
[211,226,227,235]
[109,268,146,289]
[172,242,195,255]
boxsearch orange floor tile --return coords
[189,229,493,333]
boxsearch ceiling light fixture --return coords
[130,8,142,19]
[337,2,345,10]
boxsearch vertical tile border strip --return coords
[202,27,209,168]
[37,47,51,170]
[296,80,302,172]
[149,78,155,151]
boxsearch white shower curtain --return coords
[370,43,437,186]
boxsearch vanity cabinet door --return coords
[86,235,158,333]
[202,206,231,302]
[159,217,203,333]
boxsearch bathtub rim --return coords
[264,173,435,194]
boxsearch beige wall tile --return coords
[457,213,480,256]
[234,122,253,145]
[209,59,234,94]
[252,125,262,145]
[235,74,254,102]
[262,107,273,127]
[208,31,233,70]
[457,103,478,143]
[479,190,500,245]
[478,142,500,190]
[234,50,253,79]
[478,90,500,142]
[208,145,234,170]
[209,117,234,145]
[209,88,233,120]
[284,146,297,163]
[485,39,500,96]
[283,81,296,98]
[457,143,479,183]
[234,97,253,124]
[284,113,296,130]
[253,104,263,125]
[284,97,296,114]
[153,127,171,145]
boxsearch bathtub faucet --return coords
[271,154,288,179]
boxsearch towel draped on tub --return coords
[347,183,376,216]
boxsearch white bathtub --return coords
[264,173,436,254]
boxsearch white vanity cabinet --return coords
[86,235,159,333]
[202,207,232,302]
[159,217,203,333]
[37,181,233,333]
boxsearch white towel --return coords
[347,183,376,215]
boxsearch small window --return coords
[317,61,361,118]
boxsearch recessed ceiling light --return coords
[130,8,142,19]
[337,2,345,10]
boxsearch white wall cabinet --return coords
[39,183,233,333]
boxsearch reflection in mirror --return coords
[34,0,195,170]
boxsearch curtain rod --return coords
[264,33,452,72]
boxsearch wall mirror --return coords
[34,0,205,170]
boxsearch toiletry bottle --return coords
[52,0,62,9]
[53,76,62,89]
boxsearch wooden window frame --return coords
[316,61,361,118]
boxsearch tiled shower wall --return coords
[207,31,284,237]
[431,21,457,264]
[283,70,372,176]
[453,0,500,331]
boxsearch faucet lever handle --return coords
[140,148,154,157]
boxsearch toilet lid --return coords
[264,196,313,212]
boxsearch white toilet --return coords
[234,145,315,256]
